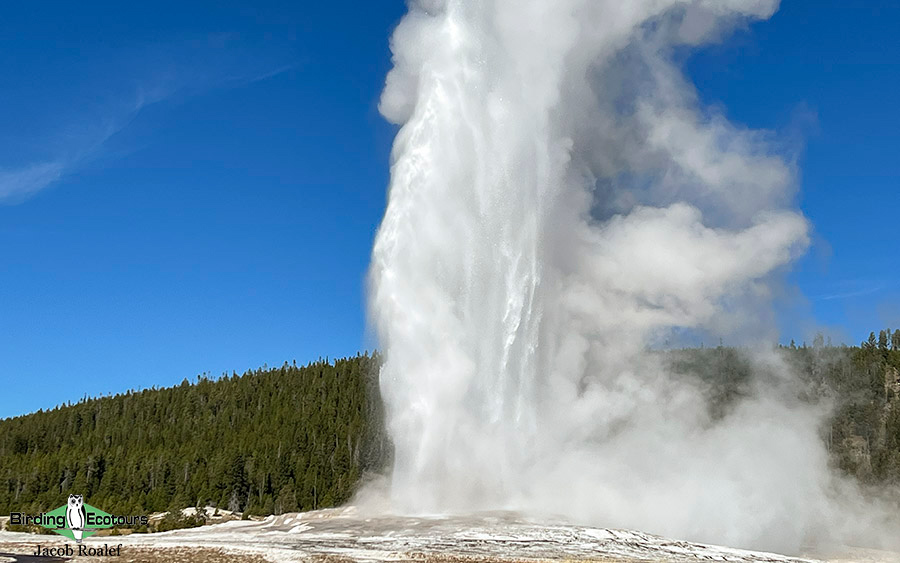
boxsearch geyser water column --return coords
[367,0,873,553]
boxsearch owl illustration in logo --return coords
[65,494,86,542]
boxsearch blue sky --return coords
[1,1,898,418]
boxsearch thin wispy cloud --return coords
[0,117,126,204]
[813,280,891,301]
[0,39,296,205]
[235,63,298,86]
[0,161,66,203]
[0,106,150,204]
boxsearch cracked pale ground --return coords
[1,508,898,562]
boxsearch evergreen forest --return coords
[2,330,899,522]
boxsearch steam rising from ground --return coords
[369,0,895,554]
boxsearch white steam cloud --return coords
[369,0,896,554]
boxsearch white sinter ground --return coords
[6,508,894,562]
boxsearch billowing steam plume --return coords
[369,0,894,553]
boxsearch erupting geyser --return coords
[369,0,896,554]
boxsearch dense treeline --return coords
[803,330,900,483]
[1,331,899,519]
[667,328,900,486]
[0,353,389,517]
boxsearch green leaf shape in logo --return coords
[40,503,114,541]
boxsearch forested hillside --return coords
[799,330,900,483]
[1,331,899,520]
[0,354,389,517]
[666,329,900,486]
